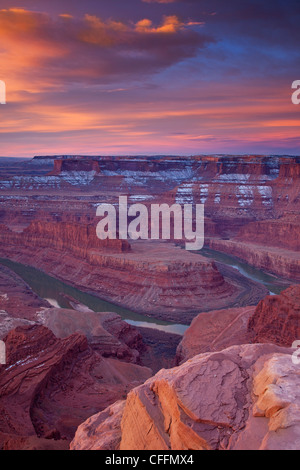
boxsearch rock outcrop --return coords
[209,237,300,281]
[176,306,255,364]
[71,344,299,451]
[236,215,300,251]
[0,264,51,320]
[0,325,152,450]
[248,285,300,347]
[38,308,144,363]
[208,214,300,281]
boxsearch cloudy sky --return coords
[0,0,299,157]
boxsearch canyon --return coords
[0,223,257,323]
[0,154,299,450]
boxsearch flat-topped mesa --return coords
[49,157,101,176]
[33,154,300,178]
[2,155,299,230]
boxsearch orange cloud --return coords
[0,7,208,97]
[136,15,183,33]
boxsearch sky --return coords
[0,0,299,157]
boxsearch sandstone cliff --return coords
[71,344,299,451]
[209,237,300,281]
[176,306,255,364]
[248,285,300,347]
[38,308,144,363]
[0,225,242,322]
[0,325,152,450]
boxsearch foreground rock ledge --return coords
[71,343,299,451]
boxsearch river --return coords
[0,249,291,336]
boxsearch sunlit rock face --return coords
[71,343,299,451]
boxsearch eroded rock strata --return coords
[71,344,299,451]
[0,325,152,450]
[38,308,144,363]
[0,264,50,320]
[0,224,242,322]
[176,285,300,363]
[1,154,299,284]
[1,154,300,451]
[248,285,300,347]
[176,306,256,364]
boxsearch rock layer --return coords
[248,285,300,347]
[71,344,298,451]
[0,230,241,322]
[38,308,144,363]
[176,306,255,364]
[0,325,151,450]
[0,264,50,320]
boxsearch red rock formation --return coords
[248,285,300,347]
[49,157,101,175]
[0,264,50,320]
[1,154,299,283]
[236,215,300,251]
[38,308,144,363]
[0,325,152,450]
[71,344,298,451]
[0,221,130,256]
[209,237,300,281]
[176,306,256,363]
[0,227,242,322]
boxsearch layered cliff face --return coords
[207,214,300,281]
[176,285,300,365]
[71,344,299,451]
[0,324,152,450]
[0,221,130,256]
[248,285,300,347]
[1,155,299,228]
[236,215,300,251]
[176,306,256,364]
[38,308,144,363]
[0,154,299,283]
[209,237,300,281]
[0,221,243,322]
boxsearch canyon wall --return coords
[209,237,300,281]
[0,228,241,322]
[1,155,299,232]
[71,343,299,451]
[248,285,300,347]
[0,324,152,450]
